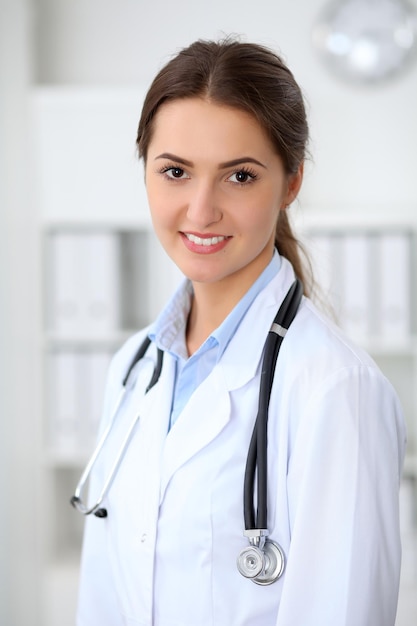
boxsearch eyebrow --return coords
[155,152,267,169]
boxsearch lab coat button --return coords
[140,533,147,543]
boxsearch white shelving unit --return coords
[33,88,417,624]
[40,224,183,626]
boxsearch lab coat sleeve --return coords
[276,365,406,626]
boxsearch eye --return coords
[161,166,190,180]
[228,169,258,184]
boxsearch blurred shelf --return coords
[294,208,417,232]
[44,330,136,351]
[43,449,92,468]
[404,455,417,478]
[42,217,152,231]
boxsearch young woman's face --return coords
[145,97,302,290]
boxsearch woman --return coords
[76,39,406,626]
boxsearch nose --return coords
[186,180,223,228]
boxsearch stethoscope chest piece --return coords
[237,530,285,586]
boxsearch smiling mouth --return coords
[183,233,229,246]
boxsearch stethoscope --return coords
[71,278,303,586]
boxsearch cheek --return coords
[146,182,171,221]
[236,196,280,236]
[147,193,181,243]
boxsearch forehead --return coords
[148,97,276,159]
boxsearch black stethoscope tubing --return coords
[121,335,163,391]
[244,278,303,531]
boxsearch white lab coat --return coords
[77,257,406,626]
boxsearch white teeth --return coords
[185,233,226,246]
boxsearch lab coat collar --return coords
[219,256,296,391]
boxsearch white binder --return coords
[48,351,81,455]
[147,231,184,322]
[49,233,84,336]
[339,234,371,341]
[308,232,342,321]
[49,231,119,337]
[82,233,120,336]
[377,232,411,342]
[83,351,112,451]
[308,232,333,296]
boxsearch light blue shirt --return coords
[149,252,281,429]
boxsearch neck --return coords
[185,285,227,355]
[185,247,276,355]
[185,272,259,355]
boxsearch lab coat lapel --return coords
[159,366,231,503]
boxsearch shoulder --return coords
[276,293,403,412]
[276,297,405,468]
[291,296,376,370]
[256,258,379,374]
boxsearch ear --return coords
[282,162,304,208]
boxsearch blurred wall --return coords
[33,0,417,216]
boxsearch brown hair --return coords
[137,38,311,292]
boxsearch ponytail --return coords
[275,210,312,297]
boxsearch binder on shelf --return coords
[82,233,120,336]
[119,230,183,329]
[48,233,84,336]
[339,234,371,342]
[307,232,342,321]
[400,476,415,534]
[376,232,411,343]
[47,351,81,456]
[147,231,184,322]
[82,351,112,452]
[307,232,333,295]
[48,231,120,337]
[119,231,150,330]
[399,476,417,584]
[47,350,112,459]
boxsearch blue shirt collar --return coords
[149,250,281,361]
